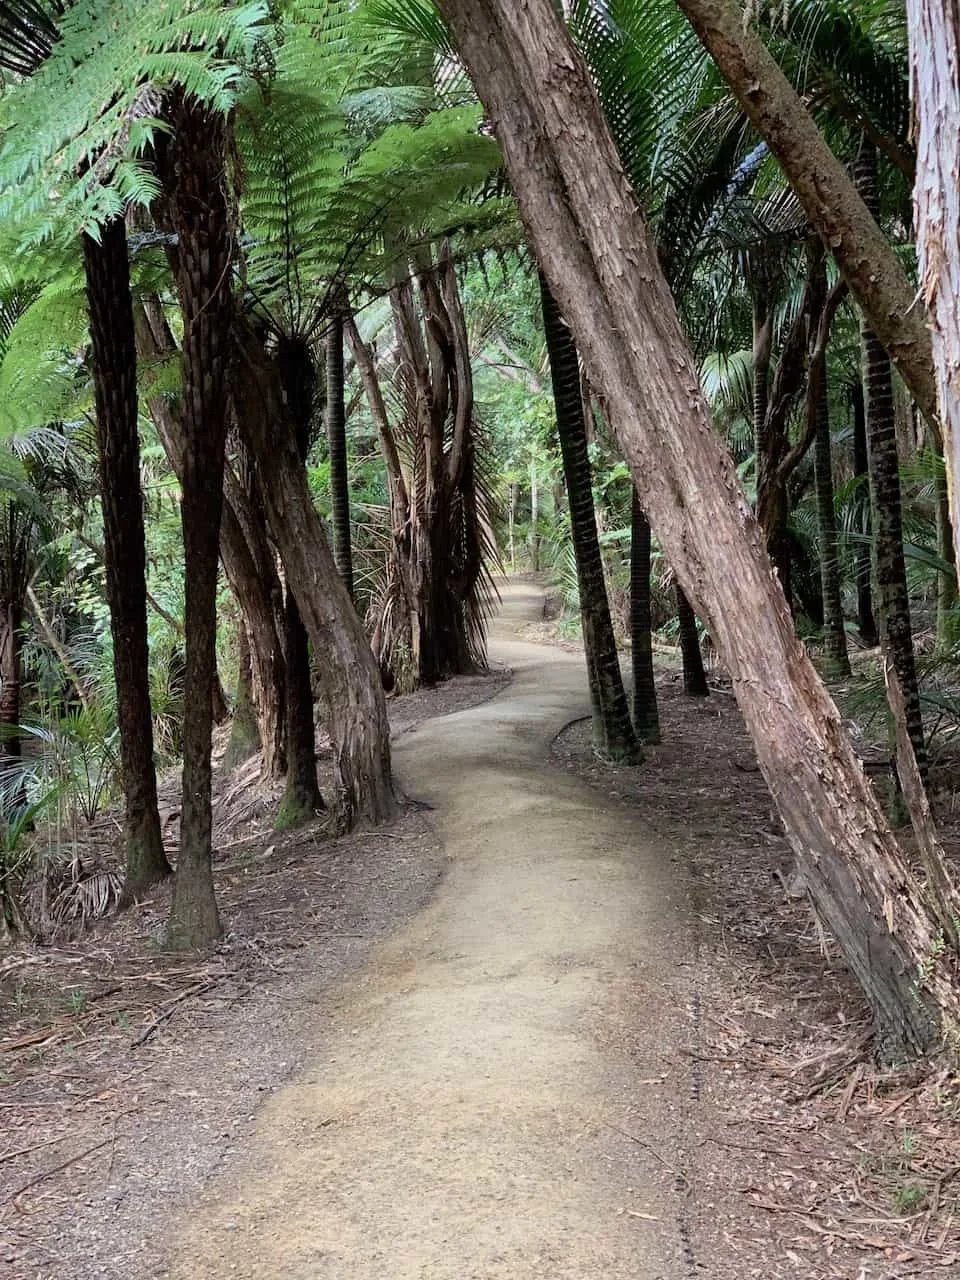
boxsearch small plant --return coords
[111,1009,131,1032]
[893,1180,928,1215]
[63,988,87,1014]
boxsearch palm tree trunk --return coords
[82,218,170,900]
[811,353,851,678]
[438,0,959,1054]
[0,595,22,771]
[856,141,926,773]
[164,94,232,949]
[630,493,660,743]
[540,277,639,762]
[852,382,879,646]
[676,585,709,696]
[326,313,354,600]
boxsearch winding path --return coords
[172,582,697,1279]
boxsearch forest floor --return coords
[0,580,959,1278]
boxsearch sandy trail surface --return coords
[171,581,698,1279]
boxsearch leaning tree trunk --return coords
[674,0,938,429]
[852,382,880,647]
[82,219,170,900]
[856,141,926,775]
[540,277,639,762]
[164,94,233,950]
[275,337,323,826]
[437,0,960,1055]
[909,0,960,568]
[234,321,394,829]
[630,493,660,744]
[676,585,709,697]
[811,350,851,679]
[326,313,354,600]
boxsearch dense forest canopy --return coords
[0,0,958,1060]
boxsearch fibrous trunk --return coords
[326,313,354,600]
[164,94,232,949]
[437,0,957,1055]
[82,218,170,899]
[540,277,639,762]
[630,493,660,744]
[225,623,260,770]
[676,586,709,697]
[852,383,879,647]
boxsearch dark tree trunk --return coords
[82,219,170,900]
[225,623,260,770]
[234,321,394,829]
[811,352,851,679]
[437,0,959,1054]
[676,586,709,696]
[935,461,958,651]
[274,337,323,826]
[856,142,926,774]
[852,383,879,647]
[630,492,660,744]
[0,595,22,771]
[326,313,354,600]
[164,94,233,949]
[540,277,639,762]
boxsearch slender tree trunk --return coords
[856,141,926,774]
[233,321,394,829]
[225,624,260,770]
[508,483,517,572]
[630,493,660,743]
[908,0,960,566]
[935,462,958,650]
[530,459,540,572]
[676,586,709,696]
[540,278,639,762]
[0,595,22,770]
[164,95,232,949]
[326,313,354,600]
[852,383,879,646]
[674,0,938,427]
[811,353,851,679]
[438,0,959,1054]
[274,337,323,825]
[82,219,170,900]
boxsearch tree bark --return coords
[631,493,660,744]
[82,218,170,900]
[811,351,851,679]
[325,313,354,601]
[540,277,639,762]
[856,142,926,775]
[908,0,960,565]
[0,594,22,771]
[233,320,394,830]
[225,623,260,770]
[163,94,232,950]
[437,0,957,1055]
[674,0,938,429]
[676,585,709,697]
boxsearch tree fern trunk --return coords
[811,353,851,678]
[676,586,709,696]
[0,594,22,787]
[540,277,639,762]
[856,141,926,774]
[165,94,232,950]
[225,624,260,770]
[325,314,354,601]
[82,218,170,900]
[630,493,660,743]
[852,382,879,646]
[275,337,323,825]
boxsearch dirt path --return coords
[171,582,698,1279]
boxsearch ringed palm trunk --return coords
[0,592,23,784]
[630,493,660,743]
[676,586,709,696]
[326,314,354,600]
[811,354,851,679]
[852,383,879,646]
[540,277,639,762]
[437,0,960,1054]
[856,142,926,774]
[165,95,233,949]
[82,218,170,899]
